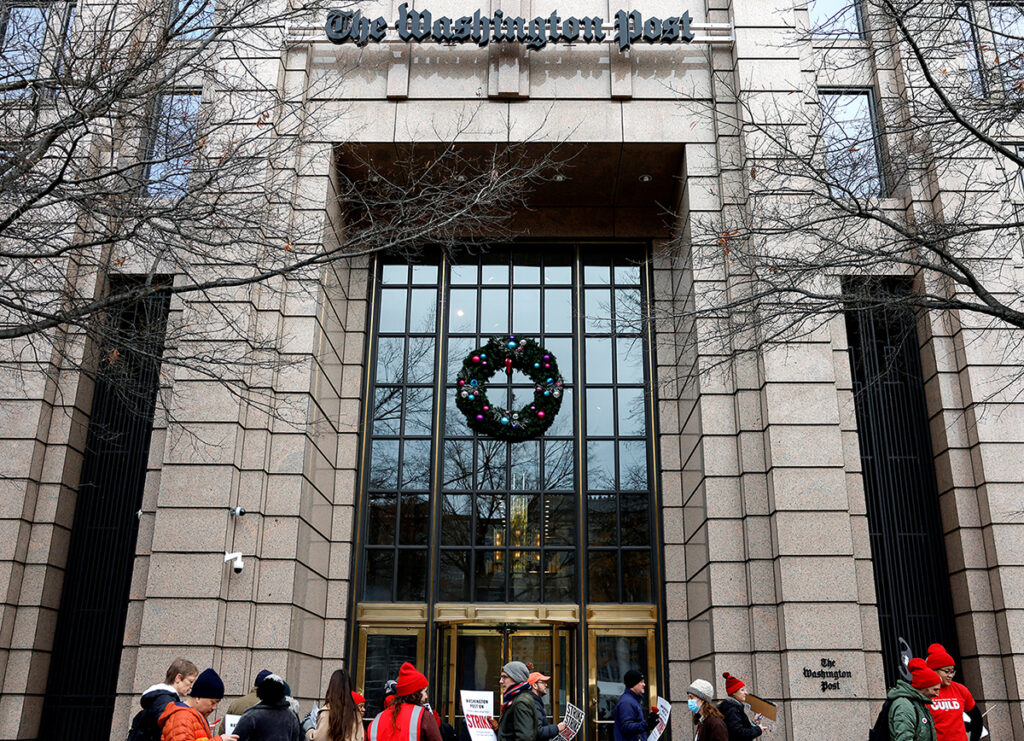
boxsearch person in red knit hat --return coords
[884,658,941,741]
[366,663,442,741]
[925,644,983,741]
[717,673,768,741]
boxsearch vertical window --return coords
[0,5,48,95]
[144,92,201,197]
[808,0,862,38]
[170,0,214,39]
[957,4,986,96]
[820,90,884,198]
[991,5,1024,95]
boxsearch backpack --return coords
[868,699,893,741]
[126,705,162,741]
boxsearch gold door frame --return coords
[586,624,658,741]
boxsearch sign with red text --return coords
[461,690,497,741]
[646,697,671,741]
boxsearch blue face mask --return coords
[687,699,701,714]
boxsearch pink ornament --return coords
[472,355,481,363]
[537,411,545,418]
[536,386,542,392]
[530,405,536,410]
[458,379,465,385]
[543,355,550,360]
[476,414,484,420]
[544,363,550,368]
[483,405,490,411]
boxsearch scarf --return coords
[500,682,530,714]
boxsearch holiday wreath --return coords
[455,336,565,441]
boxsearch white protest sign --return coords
[461,690,497,741]
[646,697,671,741]
[224,714,241,734]
[559,703,585,741]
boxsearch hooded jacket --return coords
[158,700,227,741]
[233,698,302,741]
[886,681,937,741]
[128,684,180,740]
[716,697,762,741]
[530,691,559,741]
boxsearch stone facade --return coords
[1,0,1023,740]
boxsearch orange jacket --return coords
[159,701,226,741]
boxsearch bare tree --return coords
[0,0,562,417]
[668,0,1024,383]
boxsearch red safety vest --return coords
[369,704,425,741]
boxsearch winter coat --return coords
[498,690,538,741]
[158,701,226,741]
[129,684,180,741]
[717,698,762,741]
[234,698,302,741]
[215,688,259,736]
[694,715,728,741]
[308,703,363,741]
[612,689,647,741]
[886,681,937,741]
[530,692,559,741]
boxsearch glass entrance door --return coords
[438,624,574,728]
[588,626,657,741]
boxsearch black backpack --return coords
[126,703,164,741]
[868,699,893,741]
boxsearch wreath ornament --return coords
[455,336,565,441]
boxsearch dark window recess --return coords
[40,280,171,739]
[844,280,960,686]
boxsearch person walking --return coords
[215,669,273,736]
[367,663,442,741]
[233,674,302,741]
[526,671,567,741]
[158,667,238,741]
[885,658,940,741]
[717,672,767,741]
[612,670,659,741]
[497,661,536,741]
[686,679,727,741]
[925,645,982,741]
[128,658,198,741]
[305,669,363,741]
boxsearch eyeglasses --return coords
[500,674,510,680]
[936,668,956,674]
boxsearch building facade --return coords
[1,1,1023,740]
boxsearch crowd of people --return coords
[126,641,981,741]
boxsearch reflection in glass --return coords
[588,494,617,546]
[615,337,644,384]
[404,387,433,436]
[586,440,615,490]
[370,440,399,489]
[588,550,617,602]
[381,264,408,284]
[439,549,469,600]
[373,388,402,436]
[409,289,438,334]
[474,550,505,601]
[447,337,475,377]
[396,549,427,601]
[376,337,405,383]
[586,387,615,436]
[481,260,510,284]
[585,289,612,332]
[450,264,477,284]
[364,634,418,716]
[619,441,648,490]
[544,337,573,382]
[542,440,574,491]
[401,440,431,489]
[544,494,575,544]
[411,264,438,284]
[619,495,650,545]
[584,264,611,285]
[449,290,477,333]
[544,551,575,601]
[546,388,574,437]
[400,494,430,544]
[513,251,542,283]
[595,635,646,717]
[621,550,651,602]
[406,336,436,384]
[510,441,540,489]
[510,550,541,601]
[513,289,541,334]
[585,338,613,383]
[442,439,473,490]
[544,289,572,333]
[480,289,509,333]
[442,494,472,545]
[476,495,505,545]
[545,261,572,284]
[614,265,641,284]
[617,388,646,436]
[367,494,397,545]
[379,289,408,332]
[614,288,642,332]
[364,550,395,600]
[509,494,540,547]
[478,439,507,490]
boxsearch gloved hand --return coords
[646,711,660,731]
[302,707,318,734]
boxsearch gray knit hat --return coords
[502,661,530,684]
[686,678,714,703]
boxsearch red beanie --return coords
[352,692,366,704]
[926,644,955,670]
[908,658,941,690]
[722,672,745,696]
[396,662,429,696]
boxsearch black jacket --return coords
[234,698,303,741]
[531,692,559,741]
[127,684,179,741]
[716,698,762,741]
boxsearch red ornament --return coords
[537,411,545,419]
[472,355,481,363]
[505,358,513,376]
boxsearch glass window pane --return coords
[544,337,573,382]
[364,550,395,600]
[382,264,408,284]
[367,493,397,545]
[0,6,47,94]
[406,336,435,384]
[510,441,540,490]
[587,494,617,546]
[395,549,427,601]
[369,439,399,489]
[820,91,882,198]
[510,550,542,601]
[509,494,541,547]
[403,386,433,436]
[373,387,402,436]
[477,439,507,490]
[174,0,215,39]
[376,337,405,383]
[542,439,575,491]
[544,289,573,334]
[619,440,648,490]
[957,5,985,96]
[594,635,646,716]
[992,6,1024,94]
[614,288,642,333]
[145,93,202,196]
[481,258,509,284]
[584,264,611,285]
[364,634,419,717]
[588,550,618,602]
[616,388,646,437]
[400,493,430,545]
[411,264,438,284]
[476,494,505,546]
[619,494,650,545]
[480,288,509,334]
[546,388,573,436]
[545,259,571,284]
[585,338,613,383]
[442,494,472,545]
[409,289,438,334]
[442,439,473,490]
[615,337,644,384]
[544,493,575,544]
[447,336,476,378]
[379,289,408,332]
[450,263,477,284]
[513,289,541,334]
[808,0,861,37]
[621,550,651,602]
[439,550,470,600]
[544,551,575,602]
[449,289,477,334]
[614,264,641,285]
[586,440,615,490]
[585,289,612,332]
[401,440,432,490]
[474,550,505,601]
[586,387,615,436]
[513,252,542,283]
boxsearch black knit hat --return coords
[190,668,225,699]
[254,669,273,687]
[623,670,644,689]
[257,674,287,703]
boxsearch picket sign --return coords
[461,690,497,741]
[646,697,671,741]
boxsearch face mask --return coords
[687,699,701,714]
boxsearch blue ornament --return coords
[544,391,551,396]
[507,341,517,348]
[500,416,510,425]
[480,353,487,359]
[546,378,553,383]
[534,363,540,368]
[470,379,478,387]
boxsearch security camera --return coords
[225,551,244,574]
[229,506,246,517]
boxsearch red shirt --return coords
[928,682,975,741]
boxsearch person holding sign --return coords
[717,673,768,740]
[526,671,567,741]
[612,670,659,741]
[497,661,537,741]
[367,663,443,741]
